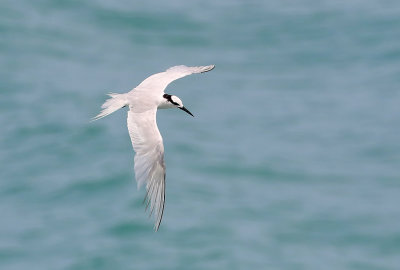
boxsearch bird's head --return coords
[162,94,194,117]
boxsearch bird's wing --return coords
[127,108,166,231]
[134,65,215,94]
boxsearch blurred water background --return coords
[1,0,400,269]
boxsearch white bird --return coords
[93,65,215,231]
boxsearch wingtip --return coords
[201,64,215,73]
[90,116,100,122]
[90,114,104,122]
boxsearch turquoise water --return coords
[1,1,400,269]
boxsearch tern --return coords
[93,65,215,231]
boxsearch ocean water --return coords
[1,0,400,269]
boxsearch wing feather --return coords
[127,109,165,231]
[134,65,215,94]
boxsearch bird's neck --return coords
[157,99,175,109]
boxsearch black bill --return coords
[179,106,194,117]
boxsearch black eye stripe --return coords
[163,94,179,106]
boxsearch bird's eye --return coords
[170,98,180,106]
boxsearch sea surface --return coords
[1,1,400,269]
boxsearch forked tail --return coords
[92,93,128,121]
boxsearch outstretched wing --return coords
[127,108,165,231]
[134,65,215,94]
